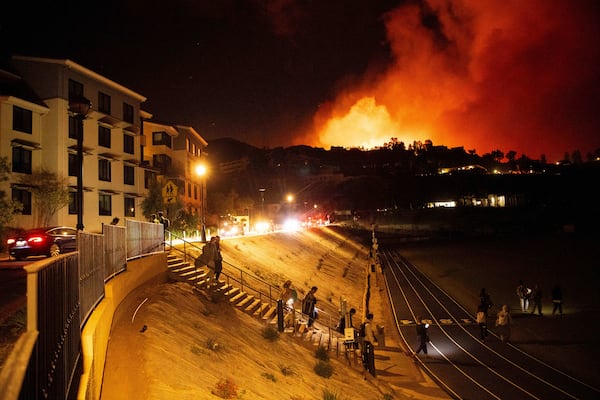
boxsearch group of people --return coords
[516,280,563,316]
[195,235,223,287]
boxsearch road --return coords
[382,248,600,400]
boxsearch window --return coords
[123,103,134,123]
[152,154,172,173]
[12,147,32,174]
[68,153,77,177]
[187,182,191,197]
[98,125,111,148]
[194,184,198,200]
[144,170,156,189]
[68,192,77,214]
[68,116,82,139]
[152,131,172,148]
[125,197,135,217]
[99,193,112,216]
[123,134,134,154]
[124,165,135,185]
[13,106,32,134]
[12,189,32,215]
[69,79,84,98]
[98,159,111,181]
[98,91,111,114]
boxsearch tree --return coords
[18,168,69,227]
[0,157,23,231]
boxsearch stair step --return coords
[224,287,240,297]
[229,292,248,304]
[244,299,262,314]
[262,306,277,322]
[236,295,255,309]
[253,303,270,318]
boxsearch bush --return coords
[323,390,345,400]
[212,377,238,399]
[315,345,329,361]
[262,325,279,341]
[279,364,295,376]
[314,360,333,378]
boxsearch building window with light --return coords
[124,165,135,185]
[99,159,111,181]
[99,193,112,216]
[13,105,32,134]
[124,197,135,217]
[99,125,111,148]
[123,133,134,154]
[98,91,111,114]
[152,131,172,148]
[12,188,31,215]
[12,147,32,174]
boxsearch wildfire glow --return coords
[304,0,600,162]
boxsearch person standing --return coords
[516,280,531,312]
[302,286,319,328]
[476,305,488,340]
[495,305,512,343]
[198,236,221,288]
[362,313,378,377]
[414,316,430,358]
[530,284,543,316]
[479,288,493,317]
[551,284,563,316]
[212,235,223,284]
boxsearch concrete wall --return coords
[78,253,167,400]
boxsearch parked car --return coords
[6,226,78,260]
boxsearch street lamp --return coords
[69,95,92,231]
[195,164,208,242]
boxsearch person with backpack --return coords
[361,313,378,376]
[476,305,488,340]
[302,286,318,328]
[479,288,493,317]
[413,316,430,358]
[495,305,512,342]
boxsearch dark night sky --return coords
[2,0,599,162]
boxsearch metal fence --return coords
[126,220,164,259]
[5,220,165,400]
[21,253,82,400]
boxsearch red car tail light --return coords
[28,235,45,244]
[6,238,15,245]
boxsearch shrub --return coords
[314,360,333,378]
[205,337,223,351]
[279,364,295,376]
[261,372,277,382]
[323,390,345,400]
[212,377,238,399]
[262,325,279,342]
[315,345,329,361]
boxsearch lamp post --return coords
[259,188,265,217]
[69,95,92,231]
[195,164,208,242]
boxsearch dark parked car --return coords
[6,226,78,260]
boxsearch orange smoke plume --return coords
[305,0,600,162]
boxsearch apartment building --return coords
[142,120,207,222]
[0,56,207,233]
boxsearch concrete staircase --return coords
[166,253,351,357]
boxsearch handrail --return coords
[164,230,281,307]
[164,230,347,338]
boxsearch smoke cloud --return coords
[307,0,600,161]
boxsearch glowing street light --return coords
[195,163,208,242]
